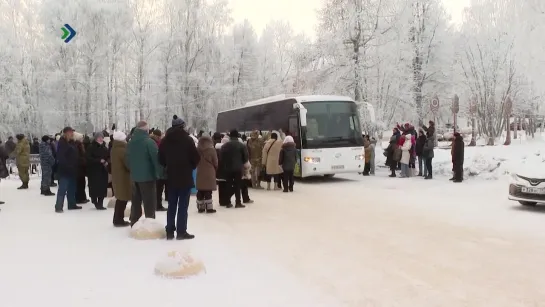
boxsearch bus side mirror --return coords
[299,108,307,126]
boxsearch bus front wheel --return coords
[324,174,335,178]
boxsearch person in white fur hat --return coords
[110,130,131,226]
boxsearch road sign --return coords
[452,94,459,114]
[430,95,439,113]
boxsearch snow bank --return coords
[430,140,544,180]
[129,218,166,240]
[376,137,545,180]
[154,250,205,279]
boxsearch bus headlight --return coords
[303,157,320,163]
[355,154,364,160]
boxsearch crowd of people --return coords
[0,115,299,240]
[381,120,464,182]
[0,117,466,231]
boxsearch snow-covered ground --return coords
[2,140,545,306]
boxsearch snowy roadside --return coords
[375,135,545,180]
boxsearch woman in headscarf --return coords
[261,131,283,190]
[279,135,297,192]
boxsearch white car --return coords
[508,168,545,206]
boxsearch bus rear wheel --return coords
[324,174,335,178]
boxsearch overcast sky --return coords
[228,0,471,37]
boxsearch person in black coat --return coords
[451,132,464,183]
[220,129,249,207]
[54,127,80,212]
[158,115,200,240]
[74,135,89,204]
[415,129,427,176]
[215,138,230,207]
[50,135,59,186]
[279,136,297,192]
[86,132,109,210]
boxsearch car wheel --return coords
[324,174,335,178]
[519,201,537,206]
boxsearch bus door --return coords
[288,114,303,177]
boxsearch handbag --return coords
[260,140,276,179]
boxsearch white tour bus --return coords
[216,94,370,178]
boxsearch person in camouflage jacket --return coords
[15,134,30,189]
[246,130,264,188]
[39,136,56,196]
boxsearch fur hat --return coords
[73,132,84,141]
[112,131,127,141]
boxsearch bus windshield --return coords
[302,101,363,148]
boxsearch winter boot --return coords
[176,232,195,240]
[389,170,396,178]
[95,198,107,210]
[267,182,271,190]
[205,199,216,213]
[50,182,58,187]
[113,200,130,227]
[43,188,55,196]
[166,232,175,240]
[196,199,205,213]
[17,183,29,190]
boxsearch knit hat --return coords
[152,129,162,137]
[112,131,127,141]
[172,115,185,127]
[93,132,104,139]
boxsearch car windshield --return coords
[302,101,363,148]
